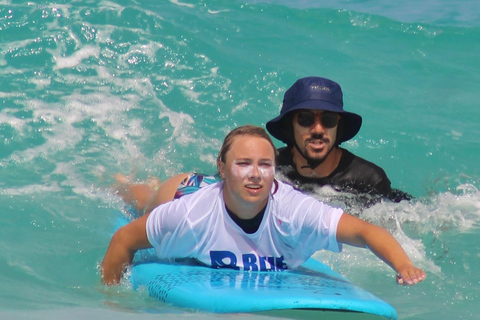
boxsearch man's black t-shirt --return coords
[276,147,410,202]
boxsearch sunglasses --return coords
[296,111,340,128]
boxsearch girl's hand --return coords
[396,266,427,286]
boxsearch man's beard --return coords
[299,133,334,169]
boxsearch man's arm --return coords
[336,213,426,285]
[101,214,151,285]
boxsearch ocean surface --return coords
[1,0,479,319]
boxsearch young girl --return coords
[101,125,426,286]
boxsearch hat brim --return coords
[266,100,362,144]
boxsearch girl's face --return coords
[218,135,276,219]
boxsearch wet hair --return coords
[216,125,278,168]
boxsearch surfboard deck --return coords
[130,256,397,320]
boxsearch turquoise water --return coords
[1,0,479,319]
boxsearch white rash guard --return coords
[146,180,343,271]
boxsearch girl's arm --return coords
[336,213,426,285]
[101,214,151,285]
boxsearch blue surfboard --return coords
[114,217,397,319]
[130,256,397,320]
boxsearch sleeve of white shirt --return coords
[272,182,344,259]
[145,183,222,259]
[146,197,199,259]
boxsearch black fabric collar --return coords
[226,205,266,234]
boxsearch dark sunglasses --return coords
[296,111,340,128]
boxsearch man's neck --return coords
[292,147,343,178]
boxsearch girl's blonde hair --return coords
[216,125,278,169]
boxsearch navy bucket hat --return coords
[266,77,362,145]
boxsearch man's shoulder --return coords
[275,147,306,184]
[331,149,393,196]
[339,149,388,178]
[277,146,294,166]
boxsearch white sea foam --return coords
[52,46,100,70]
[1,183,62,196]
[169,0,195,8]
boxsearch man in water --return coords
[266,76,410,202]
[114,77,409,214]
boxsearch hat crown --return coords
[282,77,343,113]
[266,76,362,145]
